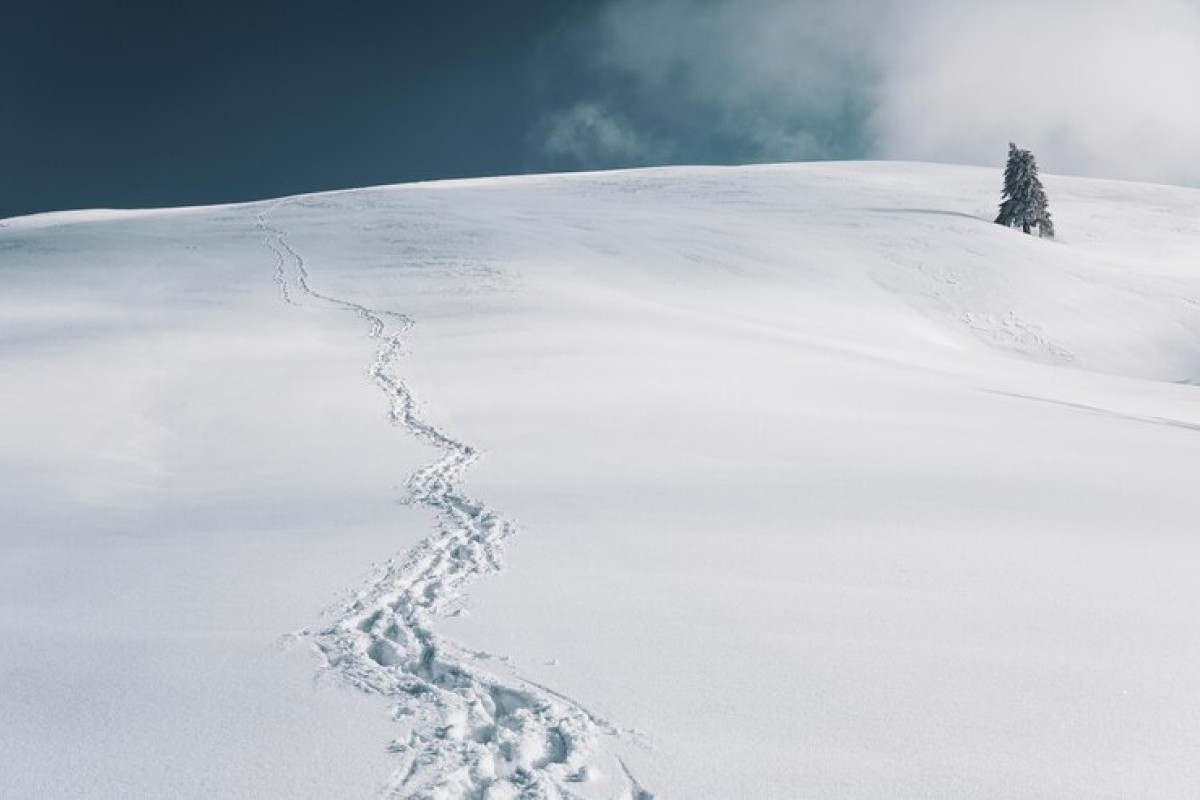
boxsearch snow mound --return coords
[4,162,1200,799]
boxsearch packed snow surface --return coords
[3,162,1200,798]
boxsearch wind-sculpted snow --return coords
[256,211,651,800]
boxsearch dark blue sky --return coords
[2,1,603,218]
[8,1,1195,219]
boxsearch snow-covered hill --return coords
[3,162,1200,798]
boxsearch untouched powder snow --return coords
[3,162,1200,798]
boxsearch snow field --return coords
[3,162,1200,797]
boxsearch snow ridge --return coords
[255,210,651,800]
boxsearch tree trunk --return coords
[1022,221,1031,234]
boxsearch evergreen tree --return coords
[995,143,1055,237]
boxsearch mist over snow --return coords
[875,0,1200,185]
[539,0,885,166]
[540,0,1200,185]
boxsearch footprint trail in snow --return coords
[256,210,652,800]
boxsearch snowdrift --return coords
[3,162,1200,798]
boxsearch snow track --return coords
[255,210,651,800]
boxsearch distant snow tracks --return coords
[255,209,652,800]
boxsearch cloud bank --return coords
[876,0,1200,185]
[541,102,671,167]
[541,0,1200,185]
[538,0,888,167]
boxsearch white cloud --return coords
[541,102,666,166]
[874,0,1200,184]
[543,0,1200,185]
[541,0,888,165]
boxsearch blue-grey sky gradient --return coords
[6,0,1199,219]
[2,1,597,218]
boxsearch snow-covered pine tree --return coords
[995,143,1055,237]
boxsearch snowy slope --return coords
[3,162,1200,798]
